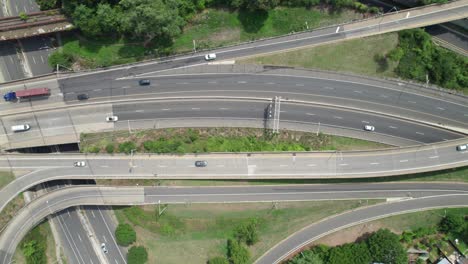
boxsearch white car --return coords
[204,53,216,61]
[106,116,118,122]
[364,125,375,131]
[73,161,86,167]
[101,243,108,254]
[456,144,467,151]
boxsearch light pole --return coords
[130,149,136,172]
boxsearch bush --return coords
[119,141,136,154]
[207,256,229,264]
[439,214,465,234]
[287,250,323,264]
[235,218,260,245]
[127,246,148,264]
[105,144,115,153]
[49,50,74,69]
[115,224,136,246]
[87,145,100,153]
[227,239,250,264]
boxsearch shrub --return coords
[87,145,100,153]
[227,239,250,264]
[48,51,74,68]
[119,141,136,154]
[235,218,260,245]
[115,224,136,246]
[127,246,148,264]
[105,144,115,153]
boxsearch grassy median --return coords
[114,200,382,263]
[80,127,389,154]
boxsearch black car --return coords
[195,160,208,167]
[139,79,151,86]
[77,93,89,100]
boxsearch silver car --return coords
[73,161,86,167]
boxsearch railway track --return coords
[0,9,68,32]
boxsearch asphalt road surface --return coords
[56,74,468,129]
[0,41,25,82]
[1,138,468,213]
[1,99,464,149]
[20,36,55,76]
[0,183,467,263]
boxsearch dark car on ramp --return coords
[77,93,89,100]
[195,161,208,167]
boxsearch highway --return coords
[2,99,464,150]
[1,138,468,213]
[0,183,467,263]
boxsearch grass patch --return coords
[173,7,363,52]
[0,170,15,189]
[0,193,24,232]
[239,32,399,78]
[114,200,381,263]
[60,33,147,68]
[80,127,389,154]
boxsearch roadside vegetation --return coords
[242,29,468,92]
[49,0,379,69]
[113,200,381,263]
[80,127,389,154]
[0,194,24,232]
[17,222,57,264]
[289,208,468,264]
[115,223,148,263]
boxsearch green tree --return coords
[439,214,465,234]
[115,224,137,246]
[119,0,185,44]
[127,246,148,264]
[95,3,121,34]
[235,218,260,245]
[72,4,102,36]
[227,239,250,264]
[367,229,407,264]
[208,256,229,264]
[36,0,59,10]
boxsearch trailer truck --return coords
[3,88,50,101]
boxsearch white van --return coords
[11,124,30,132]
